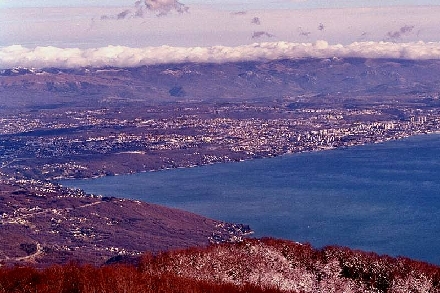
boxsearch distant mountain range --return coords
[2,57,440,111]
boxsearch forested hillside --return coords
[1,238,438,293]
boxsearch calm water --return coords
[60,134,440,265]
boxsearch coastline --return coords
[58,131,440,265]
[56,130,440,182]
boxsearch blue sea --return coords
[59,134,440,265]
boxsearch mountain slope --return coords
[0,178,251,267]
[141,238,440,293]
[2,58,440,110]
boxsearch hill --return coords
[0,238,438,293]
[0,178,251,267]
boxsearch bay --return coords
[59,134,440,265]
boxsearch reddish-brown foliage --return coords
[137,238,440,293]
[0,262,284,293]
[1,238,439,293]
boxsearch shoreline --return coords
[56,130,440,183]
[56,130,440,265]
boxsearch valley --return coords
[1,57,439,274]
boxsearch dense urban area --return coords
[1,92,439,181]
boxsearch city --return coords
[1,94,439,181]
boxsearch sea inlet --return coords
[60,133,440,265]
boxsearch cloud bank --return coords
[2,41,440,69]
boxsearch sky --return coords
[1,0,440,68]
[2,0,440,9]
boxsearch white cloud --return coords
[2,41,440,69]
[100,0,188,19]
[143,0,188,14]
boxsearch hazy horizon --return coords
[2,1,440,68]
